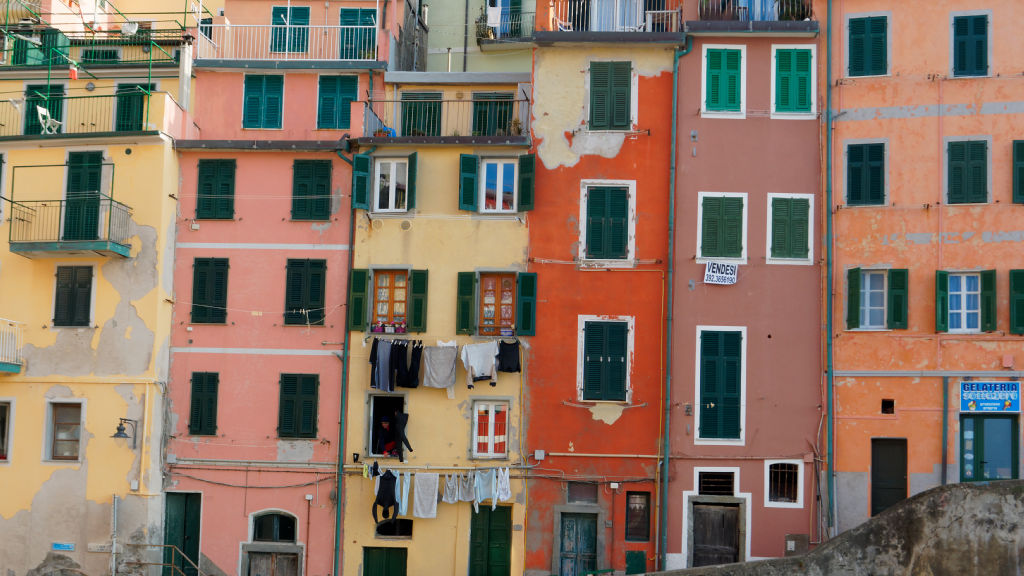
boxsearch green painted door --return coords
[163,493,201,576]
[363,547,407,576]
[472,92,514,136]
[469,506,512,576]
[961,415,1019,482]
[400,93,442,137]
[115,84,153,132]
[559,513,597,576]
[339,8,376,59]
[63,152,103,241]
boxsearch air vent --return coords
[698,472,735,496]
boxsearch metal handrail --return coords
[364,97,531,138]
[545,0,682,32]
[124,543,207,576]
[476,11,536,40]
[698,0,813,22]
[8,194,132,246]
[0,91,153,137]
[0,318,24,367]
[195,23,378,61]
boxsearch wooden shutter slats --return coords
[887,269,909,329]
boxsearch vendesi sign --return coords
[959,381,1020,413]
[704,261,738,285]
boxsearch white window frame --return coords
[478,158,518,214]
[471,399,510,459]
[842,138,889,207]
[700,44,746,119]
[858,269,887,330]
[579,179,637,268]
[51,262,97,329]
[696,192,747,265]
[584,59,639,132]
[366,392,408,458]
[43,399,85,462]
[764,459,804,508]
[770,45,817,120]
[680,466,752,569]
[843,12,892,78]
[694,325,747,446]
[949,10,993,79]
[942,135,991,205]
[765,193,814,265]
[576,315,634,404]
[0,398,13,464]
[948,272,981,334]
[372,159,409,213]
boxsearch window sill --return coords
[194,217,236,221]
[369,211,410,217]
[241,127,284,131]
[847,327,892,332]
[764,501,804,509]
[469,454,510,461]
[574,398,631,406]
[944,201,990,206]
[949,73,990,79]
[51,325,95,330]
[579,258,635,269]
[290,218,332,222]
[283,323,326,328]
[845,73,891,79]
[843,202,887,208]
[586,126,636,133]
[279,436,317,440]
[696,256,747,265]
[188,322,228,326]
[770,111,816,121]
[700,110,745,120]
[693,438,744,446]
[765,256,814,266]
[42,459,83,465]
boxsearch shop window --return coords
[567,482,598,504]
[625,492,650,542]
[698,471,734,496]
[961,415,1018,481]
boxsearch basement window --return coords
[697,471,734,496]
[765,460,804,508]
[375,518,413,539]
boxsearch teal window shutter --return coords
[849,17,887,76]
[706,49,741,112]
[292,160,331,220]
[348,268,369,331]
[721,197,743,257]
[775,49,811,113]
[115,83,152,132]
[586,187,629,260]
[196,159,236,219]
[610,61,631,129]
[351,154,372,209]
[847,143,885,205]
[270,6,289,52]
[459,154,480,211]
[980,269,996,332]
[953,15,987,77]
[770,198,791,258]
[408,269,428,333]
[582,321,627,401]
[948,141,987,204]
[701,196,721,257]
[1010,270,1024,335]
[935,271,949,332]
[406,152,418,209]
[771,197,809,259]
[279,374,317,438]
[589,62,611,129]
[54,266,92,327]
[298,374,318,437]
[191,258,228,324]
[284,259,326,325]
[263,75,283,129]
[515,272,537,336]
[1014,141,1024,204]
[242,75,264,129]
[317,75,357,129]
[456,272,476,334]
[586,188,608,259]
[699,331,741,439]
[887,269,909,329]
[846,267,861,329]
[189,372,218,436]
[518,154,535,211]
[582,322,605,400]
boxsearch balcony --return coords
[362,95,530,144]
[2,27,182,69]
[194,24,379,65]
[0,319,24,374]
[540,0,683,34]
[475,11,536,47]
[689,0,817,34]
[0,91,159,140]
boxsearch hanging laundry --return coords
[413,473,439,518]
[394,411,413,462]
[396,471,411,516]
[461,341,499,389]
[396,340,422,388]
[372,470,398,522]
[495,467,512,503]
[370,461,381,478]
[442,474,459,504]
[372,338,395,391]
[458,472,476,503]
[423,345,458,399]
[369,337,379,389]
[473,469,497,512]
[496,340,521,373]
[392,340,409,387]
[362,463,370,479]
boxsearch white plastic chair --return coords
[36,105,62,135]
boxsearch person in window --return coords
[374,415,398,456]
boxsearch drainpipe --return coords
[658,33,692,571]
[825,0,836,536]
[941,376,949,484]
[462,0,469,71]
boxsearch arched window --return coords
[253,513,296,543]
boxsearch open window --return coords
[369,395,406,458]
[456,271,536,336]
[347,269,428,333]
[458,154,534,213]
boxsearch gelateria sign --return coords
[959,381,1020,413]
[704,261,738,285]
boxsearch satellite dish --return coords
[121,22,139,35]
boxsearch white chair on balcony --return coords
[36,105,62,135]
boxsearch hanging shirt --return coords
[461,341,499,389]
[495,467,512,503]
[413,473,439,518]
[372,470,397,523]
[423,346,458,399]
[496,341,521,372]
[458,472,476,503]
[442,474,459,504]
[375,339,394,392]
[474,469,497,513]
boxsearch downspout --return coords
[941,376,949,484]
[462,0,469,71]
[659,33,691,571]
[825,0,836,536]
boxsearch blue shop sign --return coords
[959,381,1020,413]
[52,542,75,551]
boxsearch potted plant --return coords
[509,117,523,136]
[476,8,494,40]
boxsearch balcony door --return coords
[339,8,376,59]
[115,83,154,132]
[63,152,103,241]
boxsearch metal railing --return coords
[545,0,682,32]
[195,24,377,61]
[476,11,536,40]
[9,194,132,247]
[0,92,153,137]
[364,97,530,139]
[124,543,207,576]
[697,0,813,21]
[0,318,23,368]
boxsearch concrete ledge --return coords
[684,20,819,37]
[534,31,686,45]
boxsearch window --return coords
[952,14,988,77]
[0,402,9,461]
[317,76,358,129]
[254,512,296,542]
[54,266,92,327]
[339,8,376,59]
[115,83,153,132]
[349,269,427,333]
[458,154,534,213]
[270,6,310,53]
[947,140,988,204]
[473,92,514,136]
[244,512,301,576]
[697,329,743,442]
[375,159,409,212]
[579,319,629,402]
[291,160,331,220]
[196,159,236,219]
[369,395,405,457]
[767,194,812,263]
[401,92,442,136]
[961,415,1018,482]
[936,271,995,334]
[278,374,318,438]
[25,84,64,135]
[881,399,895,414]
[846,268,908,330]
[567,482,598,504]
[81,48,119,65]
[473,401,508,458]
[188,372,218,436]
[375,518,413,538]
[191,258,228,324]
[848,16,887,76]
[1011,270,1024,335]
[242,75,283,129]
[284,259,326,325]
[1014,142,1024,205]
[351,154,418,213]
[625,492,650,542]
[49,402,81,460]
[456,271,537,336]
[765,461,803,507]
[589,61,631,130]
[697,471,734,495]
[583,186,630,261]
[702,47,743,116]
[847,142,885,205]
[772,47,814,116]
[697,193,745,261]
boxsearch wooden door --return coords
[871,438,907,516]
[692,504,739,567]
[470,506,512,576]
[559,513,597,576]
[163,493,201,576]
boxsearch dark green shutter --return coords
[270,6,289,52]
[279,374,297,437]
[469,506,512,576]
[587,187,628,259]
[847,267,861,329]
[459,154,480,211]
[408,269,428,333]
[770,198,790,258]
[318,76,357,129]
[775,49,811,113]
[515,272,537,336]
[306,260,327,325]
[518,154,535,211]
[284,259,326,325]
[967,141,987,203]
[887,269,908,329]
[772,197,809,259]
[298,374,318,437]
[284,260,306,325]
[935,271,949,333]
[279,373,318,438]
[706,49,741,112]
[352,154,371,210]
[953,15,987,77]
[25,84,63,135]
[701,196,721,256]
[699,331,741,439]
[848,18,866,75]
[292,160,331,220]
[64,152,102,242]
[243,76,283,129]
[54,266,92,327]
[586,188,607,258]
[189,372,218,436]
[582,322,605,400]
[980,269,996,332]
[191,258,228,324]
[589,62,610,129]
[1010,270,1024,335]
[115,83,151,132]
[604,322,627,401]
[242,75,263,128]
[610,61,631,129]
[197,159,235,219]
[456,272,476,334]
[407,152,418,209]
[347,268,369,331]
[848,143,885,205]
[1014,141,1024,204]
[263,75,283,128]
[722,197,743,257]
[850,17,887,76]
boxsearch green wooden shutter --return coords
[610,61,631,129]
[954,15,987,77]
[197,159,235,219]
[866,143,885,204]
[847,144,865,204]
[699,331,741,439]
[469,506,489,576]
[518,154,535,211]
[352,154,371,209]
[292,160,330,220]
[604,322,627,401]
[459,154,480,211]
[706,49,741,111]
[191,258,228,324]
[582,322,605,400]
[868,17,887,75]
[791,198,810,258]
[722,197,743,257]
[263,75,283,128]
[278,374,298,437]
[70,267,93,326]
[55,266,89,326]
[848,18,866,76]
[701,196,721,257]
[284,259,306,324]
[297,374,318,437]
[407,152,418,209]
[1014,141,1024,204]
[607,188,628,259]
[408,269,428,333]
[189,372,218,435]
[723,50,741,110]
[209,259,229,323]
[770,197,810,258]
[515,272,537,336]
[347,268,369,331]
[586,187,607,259]
[25,84,64,135]
[980,269,996,332]
[948,141,967,204]
[312,161,331,220]
[242,75,263,128]
[190,259,210,323]
[456,272,476,334]
[966,141,987,203]
[774,49,811,113]
[770,197,791,258]
[589,62,611,129]
[306,260,327,325]
[284,259,324,325]
[935,271,949,333]
[115,83,150,132]
[846,267,861,329]
[317,76,338,129]
[887,269,909,329]
[1010,270,1024,335]
[270,6,289,52]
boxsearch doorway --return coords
[691,503,739,567]
[961,415,1019,481]
[871,438,907,516]
[469,506,512,576]
[559,513,597,576]
[163,492,201,576]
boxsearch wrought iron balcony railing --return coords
[697,0,813,21]
[9,194,132,256]
[364,96,530,140]
[195,24,378,61]
[0,318,24,373]
[476,11,536,41]
[0,91,155,138]
[544,0,682,32]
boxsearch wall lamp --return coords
[112,418,138,449]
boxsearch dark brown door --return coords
[692,504,739,567]
[871,438,907,516]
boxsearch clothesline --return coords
[343,463,531,473]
